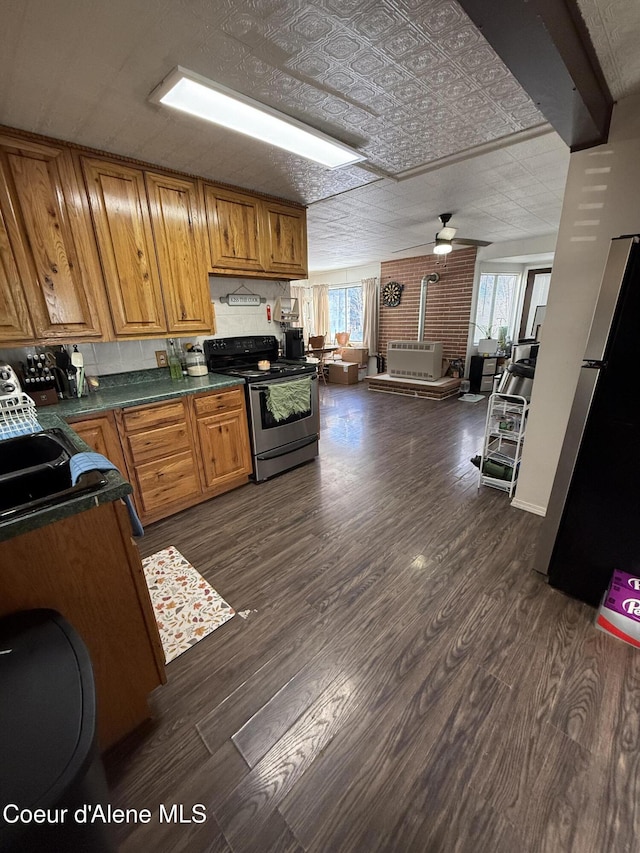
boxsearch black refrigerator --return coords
[535,235,640,606]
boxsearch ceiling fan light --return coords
[433,238,453,255]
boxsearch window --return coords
[473,272,520,343]
[328,285,363,343]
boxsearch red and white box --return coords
[596,569,640,647]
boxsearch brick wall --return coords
[379,247,477,367]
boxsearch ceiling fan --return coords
[394,213,492,255]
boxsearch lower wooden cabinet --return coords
[193,388,252,491]
[68,387,252,525]
[108,386,252,525]
[68,410,128,475]
[119,398,202,523]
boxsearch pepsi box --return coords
[596,570,640,647]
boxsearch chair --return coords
[308,335,327,384]
[335,331,350,359]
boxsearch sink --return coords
[0,429,76,480]
[0,429,107,521]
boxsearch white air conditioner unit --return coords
[387,341,443,381]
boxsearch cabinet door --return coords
[195,391,252,489]
[134,452,202,516]
[261,200,308,278]
[82,157,167,337]
[146,172,214,334]
[204,185,265,274]
[0,136,105,341]
[0,199,33,342]
[69,412,129,478]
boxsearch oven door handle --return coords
[255,434,318,460]
[251,374,318,392]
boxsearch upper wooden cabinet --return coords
[204,185,265,274]
[203,185,307,279]
[262,199,308,278]
[0,126,307,346]
[81,157,167,337]
[82,157,214,338]
[0,134,106,344]
[146,172,214,334]
[0,200,34,342]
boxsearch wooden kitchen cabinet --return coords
[203,184,307,279]
[146,171,214,334]
[204,184,266,275]
[119,399,202,523]
[81,157,168,337]
[82,157,215,338]
[114,386,251,524]
[192,388,252,491]
[262,198,308,278]
[0,134,107,346]
[68,410,129,478]
[0,499,166,750]
[0,198,34,342]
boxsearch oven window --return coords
[258,390,312,429]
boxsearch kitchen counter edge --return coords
[50,373,244,418]
[0,414,132,543]
[0,374,244,543]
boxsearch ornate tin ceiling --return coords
[0,0,636,270]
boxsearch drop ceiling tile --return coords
[349,53,386,75]
[416,1,467,35]
[384,28,422,57]
[352,5,405,38]
[439,23,484,53]
[292,10,336,40]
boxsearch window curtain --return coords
[312,284,329,339]
[362,276,379,354]
[290,284,313,344]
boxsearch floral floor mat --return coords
[142,546,235,664]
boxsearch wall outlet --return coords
[155,350,168,367]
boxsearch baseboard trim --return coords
[510,497,547,516]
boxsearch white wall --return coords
[302,262,381,287]
[514,91,640,515]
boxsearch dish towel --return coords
[70,451,144,538]
[265,376,312,422]
[0,419,43,440]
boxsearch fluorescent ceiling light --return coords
[433,238,453,255]
[150,66,366,170]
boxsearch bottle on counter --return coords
[167,339,183,381]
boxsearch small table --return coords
[306,346,339,383]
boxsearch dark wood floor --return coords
[105,383,639,853]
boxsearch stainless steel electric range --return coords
[204,335,319,482]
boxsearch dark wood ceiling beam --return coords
[457,0,613,150]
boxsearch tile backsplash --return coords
[0,276,292,378]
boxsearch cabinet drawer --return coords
[480,376,495,392]
[127,422,191,464]
[122,400,186,432]
[193,389,244,416]
[481,358,497,375]
[134,451,200,514]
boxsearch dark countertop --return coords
[52,371,244,418]
[0,413,132,543]
[0,369,244,543]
